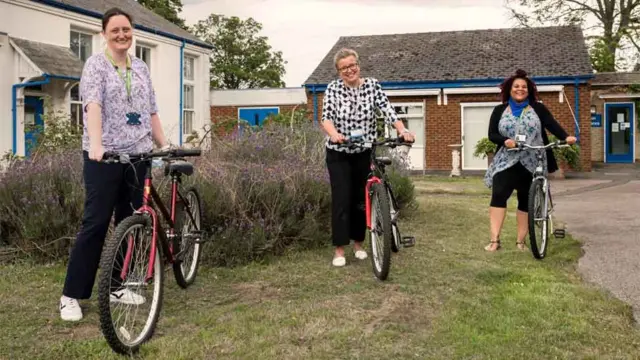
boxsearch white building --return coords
[0,0,212,157]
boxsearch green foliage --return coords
[589,37,617,72]
[473,137,497,159]
[137,0,187,30]
[189,14,287,89]
[549,135,581,170]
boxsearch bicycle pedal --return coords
[401,236,416,248]
[553,229,565,238]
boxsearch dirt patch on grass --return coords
[232,281,285,304]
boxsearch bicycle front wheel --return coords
[528,178,549,259]
[369,182,393,280]
[98,215,164,355]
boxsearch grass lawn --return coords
[1,176,639,359]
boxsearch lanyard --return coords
[105,50,132,100]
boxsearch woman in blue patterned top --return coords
[321,48,415,267]
[483,69,576,252]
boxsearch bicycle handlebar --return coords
[102,148,202,164]
[507,140,569,152]
[331,137,414,149]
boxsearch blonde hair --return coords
[333,48,359,70]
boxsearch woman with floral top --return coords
[321,48,415,267]
[483,69,576,252]
[60,7,170,321]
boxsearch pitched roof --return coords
[305,25,593,85]
[10,37,84,79]
[592,72,640,85]
[30,0,211,49]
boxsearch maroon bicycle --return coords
[96,148,204,355]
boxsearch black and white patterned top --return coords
[321,78,398,153]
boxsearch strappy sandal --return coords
[516,240,527,251]
[484,239,501,252]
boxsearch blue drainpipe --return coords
[12,75,51,154]
[574,78,580,144]
[312,85,318,125]
[179,40,185,146]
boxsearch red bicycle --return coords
[96,148,204,355]
[337,137,416,280]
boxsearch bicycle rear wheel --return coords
[387,185,401,253]
[528,178,549,259]
[173,187,203,288]
[369,182,392,280]
[98,215,164,355]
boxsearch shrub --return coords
[0,121,416,266]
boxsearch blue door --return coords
[605,103,635,163]
[238,107,279,127]
[24,96,44,157]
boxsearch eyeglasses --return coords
[338,63,359,73]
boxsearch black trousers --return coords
[326,148,371,247]
[62,151,146,299]
[490,162,533,212]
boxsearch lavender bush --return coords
[0,119,416,265]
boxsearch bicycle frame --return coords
[105,150,201,283]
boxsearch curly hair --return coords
[499,69,538,103]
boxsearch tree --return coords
[137,0,187,30]
[190,14,287,89]
[506,0,640,72]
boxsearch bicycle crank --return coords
[401,236,416,248]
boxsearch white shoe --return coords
[354,250,368,260]
[60,296,83,321]
[110,289,146,305]
[332,256,346,267]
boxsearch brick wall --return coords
[305,85,592,172]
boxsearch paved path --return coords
[552,177,640,321]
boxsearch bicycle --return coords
[96,148,205,355]
[336,136,416,280]
[508,140,568,259]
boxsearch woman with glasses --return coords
[321,48,415,267]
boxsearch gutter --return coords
[29,0,213,49]
[179,40,185,146]
[574,78,581,143]
[312,85,318,125]
[12,75,51,154]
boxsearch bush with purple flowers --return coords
[0,118,416,265]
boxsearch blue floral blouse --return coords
[484,106,546,188]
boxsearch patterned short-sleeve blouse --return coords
[484,106,546,187]
[80,52,158,154]
[321,78,398,153]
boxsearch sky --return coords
[180,0,515,87]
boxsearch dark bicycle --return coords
[337,136,416,280]
[508,140,568,259]
[97,148,204,355]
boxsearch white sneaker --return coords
[332,256,346,267]
[354,250,368,260]
[110,289,146,305]
[60,296,83,321]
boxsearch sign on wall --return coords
[591,113,602,127]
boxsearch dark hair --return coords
[499,69,538,103]
[102,7,133,31]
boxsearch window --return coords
[70,30,92,61]
[183,85,194,134]
[135,45,151,68]
[182,55,196,135]
[69,84,83,128]
[389,104,425,146]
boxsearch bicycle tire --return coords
[387,185,400,253]
[369,182,392,280]
[173,187,203,288]
[97,215,164,355]
[528,178,549,259]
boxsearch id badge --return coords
[350,129,365,139]
[126,112,142,126]
[516,134,526,142]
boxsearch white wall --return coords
[0,0,211,155]
[211,87,307,106]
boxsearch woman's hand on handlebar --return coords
[565,136,577,145]
[399,131,415,143]
[504,139,516,148]
[330,133,346,144]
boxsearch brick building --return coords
[589,72,640,164]
[303,25,595,172]
[210,87,307,134]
